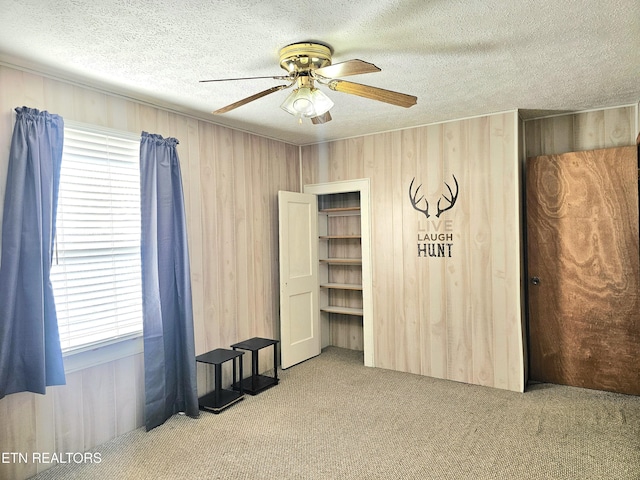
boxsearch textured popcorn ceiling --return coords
[0,0,638,145]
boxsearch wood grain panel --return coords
[490,113,522,390]
[22,70,46,111]
[527,146,640,395]
[330,139,347,181]
[105,95,132,129]
[249,135,268,341]
[468,115,494,387]
[574,110,607,151]
[34,390,56,473]
[329,314,364,350]
[181,117,207,355]
[526,114,575,158]
[443,119,473,384]
[53,371,85,454]
[0,392,37,480]
[136,104,158,134]
[368,133,393,368]
[72,85,109,126]
[82,363,116,449]
[602,107,633,147]
[133,353,145,429]
[43,76,75,119]
[241,133,258,352]
[114,356,139,436]
[390,131,407,372]
[423,124,447,379]
[400,128,421,374]
[199,122,221,354]
[232,130,251,347]
[525,106,636,157]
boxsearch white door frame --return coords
[304,178,374,367]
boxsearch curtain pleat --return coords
[0,106,66,399]
[139,131,198,431]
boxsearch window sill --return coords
[62,335,143,374]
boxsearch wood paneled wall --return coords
[301,112,526,393]
[0,65,299,480]
[524,105,637,157]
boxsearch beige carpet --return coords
[31,347,640,479]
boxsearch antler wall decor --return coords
[409,177,430,217]
[409,175,459,218]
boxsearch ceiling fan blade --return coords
[313,59,381,78]
[213,85,290,114]
[328,80,417,108]
[200,75,291,83]
[311,111,332,124]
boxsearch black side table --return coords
[196,348,244,413]
[230,337,279,395]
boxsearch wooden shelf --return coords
[319,235,361,239]
[320,283,363,291]
[319,206,361,216]
[321,306,364,316]
[319,258,362,265]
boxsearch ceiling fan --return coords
[200,42,417,124]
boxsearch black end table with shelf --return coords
[230,337,279,395]
[196,348,244,413]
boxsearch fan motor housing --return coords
[279,42,332,74]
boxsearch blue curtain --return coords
[0,107,66,399]
[139,131,199,431]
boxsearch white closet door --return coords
[278,191,320,368]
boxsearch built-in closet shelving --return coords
[318,194,364,318]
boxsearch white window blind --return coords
[51,125,143,352]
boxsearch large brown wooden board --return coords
[527,146,640,395]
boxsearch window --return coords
[51,123,143,353]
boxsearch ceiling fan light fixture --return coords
[280,87,334,119]
[204,41,415,123]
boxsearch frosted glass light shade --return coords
[281,87,334,118]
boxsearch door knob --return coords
[530,277,540,286]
